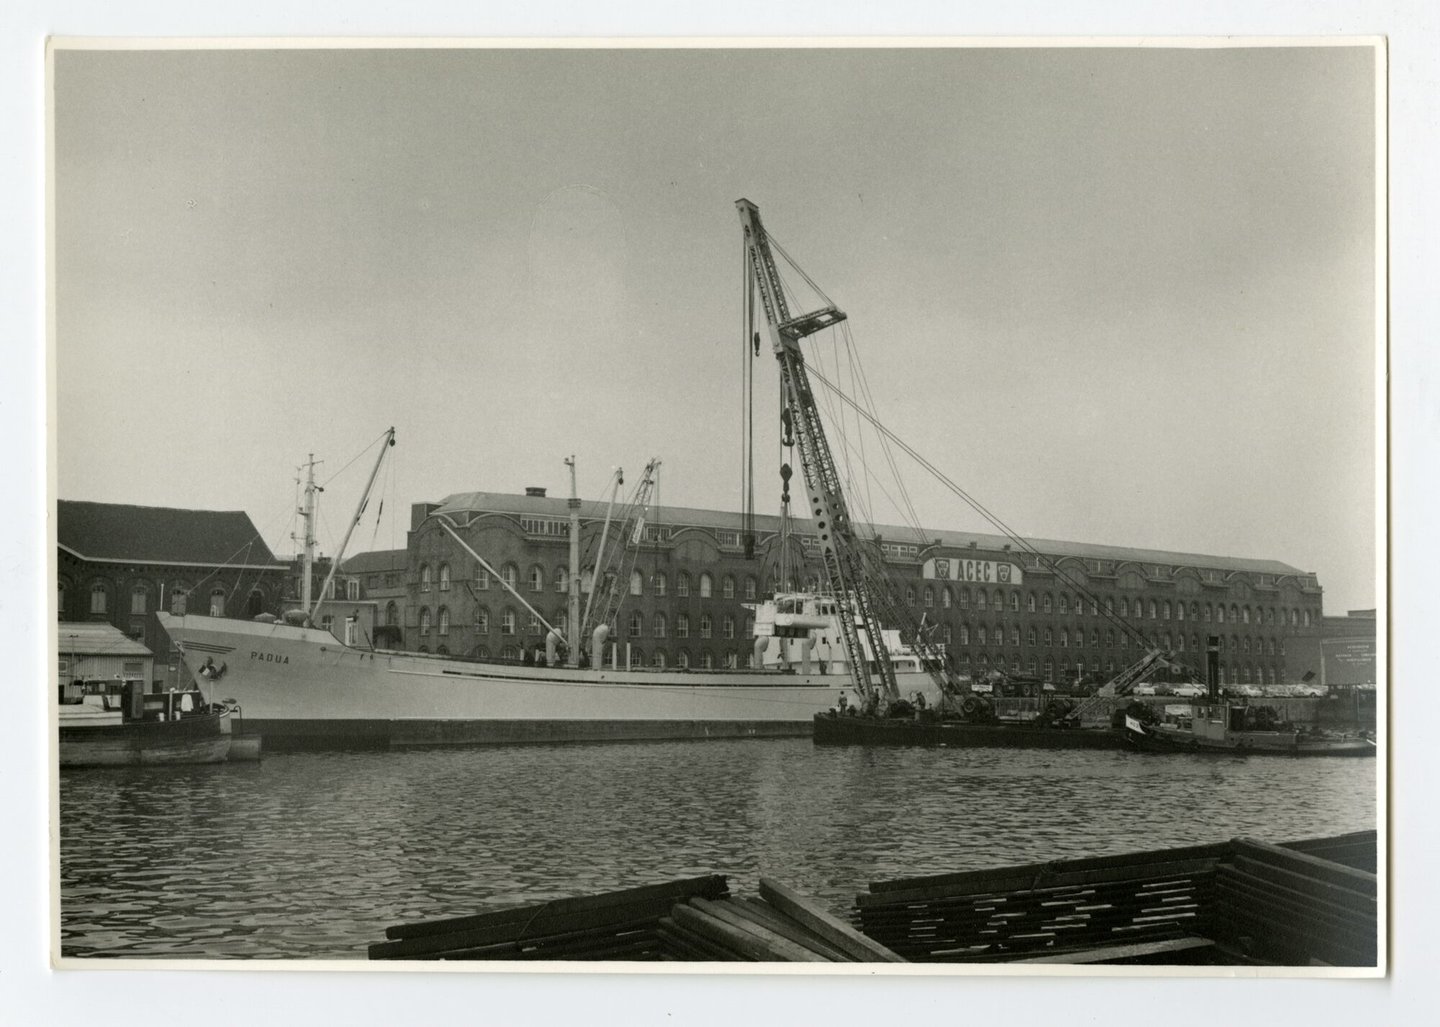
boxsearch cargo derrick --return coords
[736,199,899,710]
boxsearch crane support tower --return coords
[736,199,900,708]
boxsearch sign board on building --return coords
[922,557,1023,585]
[1320,637,1376,686]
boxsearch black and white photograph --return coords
[42,34,1388,985]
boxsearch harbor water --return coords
[58,738,1376,959]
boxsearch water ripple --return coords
[59,739,1376,959]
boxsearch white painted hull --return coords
[157,613,932,747]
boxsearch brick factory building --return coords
[346,489,1329,687]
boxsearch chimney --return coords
[525,487,548,498]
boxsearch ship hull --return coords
[59,710,232,767]
[157,613,918,748]
[1124,724,1375,757]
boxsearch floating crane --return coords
[737,199,900,710]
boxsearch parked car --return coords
[1294,686,1327,698]
[1132,684,1158,696]
[1170,684,1206,698]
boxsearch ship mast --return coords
[298,453,320,617]
[309,428,397,627]
[736,199,900,709]
[565,456,582,667]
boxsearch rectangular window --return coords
[723,617,735,639]
[131,589,147,615]
[700,616,712,639]
[346,579,361,601]
[676,615,689,639]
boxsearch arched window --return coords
[438,607,450,636]
[526,566,542,593]
[1177,602,1185,622]
[629,570,643,596]
[1163,632,1172,649]
[502,645,519,661]
[923,587,934,608]
[528,612,542,636]
[436,645,449,656]
[654,613,667,638]
[745,576,757,600]
[943,625,954,644]
[959,624,970,645]
[701,651,715,670]
[1242,606,1250,624]
[90,582,108,615]
[1216,605,1225,624]
[723,576,735,599]
[1059,629,1069,649]
[1012,627,1021,646]
[473,644,490,659]
[1043,628,1052,647]
[555,567,569,593]
[652,572,667,596]
[1229,604,1239,623]
[976,591,988,612]
[1009,593,1019,612]
[501,564,518,590]
[1090,630,1098,647]
[993,590,1003,610]
[1149,601,1157,619]
[555,609,568,637]
[977,626,988,646]
[959,588,970,610]
[677,573,691,597]
[419,607,432,635]
[906,587,915,606]
[419,564,431,592]
[676,613,690,639]
[1042,594,1052,614]
[700,614,713,638]
[629,611,643,637]
[723,615,736,639]
[677,650,691,669]
[1058,594,1068,614]
[475,566,490,590]
[131,584,148,615]
[1177,634,1186,652]
[501,608,516,635]
[1027,627,1036,646]
[1044,659,1054,681]
[439,564,451,591]
[475,606,488,633]
[209,588,225,617]
[1105,630,1114,648]
[170,584,189,615]
[1119,597,1129,617]
[1104,597,1113,615]
[1162,601,1171,620]
[699,573,713,598]
[653,650,667,669]
[1302,610,1312,627]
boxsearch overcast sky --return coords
[53,44,1379,610]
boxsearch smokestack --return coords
[1206,635,1221,704]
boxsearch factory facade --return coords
[344,489,1328,687]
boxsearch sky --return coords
[52,44,1380,611]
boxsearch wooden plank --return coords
[857,861,1217,908]
[369,897,681,959]
[730,898,857,962]
[1216,874,1375,940]
[1230,856,1378,914]
[656,918,740,962]
[1231,838,1376,897]
[670,903,802,962]
[866,842,1230,895]
[1014,936,1216,964]
[384,874,728,940]
[688,898,832,963]
[1215,900,1374,967]
[759,877,906,963]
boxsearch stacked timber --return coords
[854,842,1225,964]
[657,879,905,962]
[369,875,905,962]
[368,875,728,960]
[1213,834,1378,966]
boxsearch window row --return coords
[415,562,766,602]
[959,652,1288,685]
[63,581,264,618]
[946,625,1287,656]
[922,587,1315,628]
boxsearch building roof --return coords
[57,622,153,657]
[58,500,284,568]
[430,490,1307,578]
[342,548,409,574]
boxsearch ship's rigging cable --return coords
[758,223,1189,678]
[802,362,1193,664]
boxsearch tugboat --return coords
[1120,636,1375,757]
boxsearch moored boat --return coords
[1121,702,1375,757]
[58,684,239,767]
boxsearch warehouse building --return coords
[347,489,1327,687]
